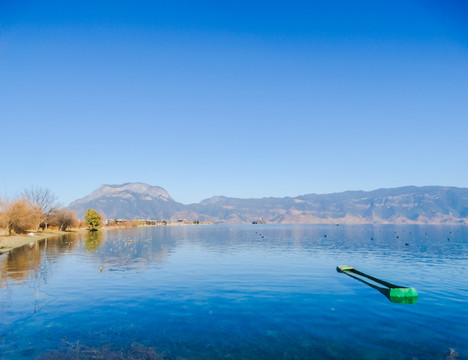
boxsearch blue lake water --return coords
[1,224,467,359]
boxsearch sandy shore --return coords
[0,229,86,255]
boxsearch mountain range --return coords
[68,183,468,224]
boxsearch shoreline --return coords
[0,229,87,255]
[0,222,211,255]
[0,222,208,255]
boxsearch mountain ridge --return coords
[68,183,468,224]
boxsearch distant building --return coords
[252,218,266,224]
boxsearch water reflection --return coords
[1,242,41,286]
[0,229,178,289]
[91,229,174,272]
[84,231,103,252]
[1,225,467,290]
[0,234,80,288]
[0,225,467,360]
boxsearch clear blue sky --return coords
[1,0,467,205]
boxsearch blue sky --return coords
[1,1,467,205]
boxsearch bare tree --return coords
[21,187,57,214]
[21,187,58,230]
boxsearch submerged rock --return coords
[445,348,459,360]
[37,342,164,360]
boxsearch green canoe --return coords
[337,265,418,304]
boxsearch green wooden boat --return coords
[337,265,418,304]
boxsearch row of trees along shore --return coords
[0,187,79,235]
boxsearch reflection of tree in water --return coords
[0,234,80,288]
[0,242,42,288]
[90,229,174,271]
[45,234,79,257]
[0,230,176,287]
[0,255,9,287]
[84,231,103,253]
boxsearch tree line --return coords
[0,187,79,235]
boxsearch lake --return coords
[1,224,467,359]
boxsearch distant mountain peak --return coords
[97,183,172,200]
[200,196,229,205]
[69,182,173,208]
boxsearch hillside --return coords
[68,183,186,220]
[68,183,468,224]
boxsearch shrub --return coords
[1,198,42,235]
[49,209,79,231]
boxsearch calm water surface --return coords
[0,225,467,359]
